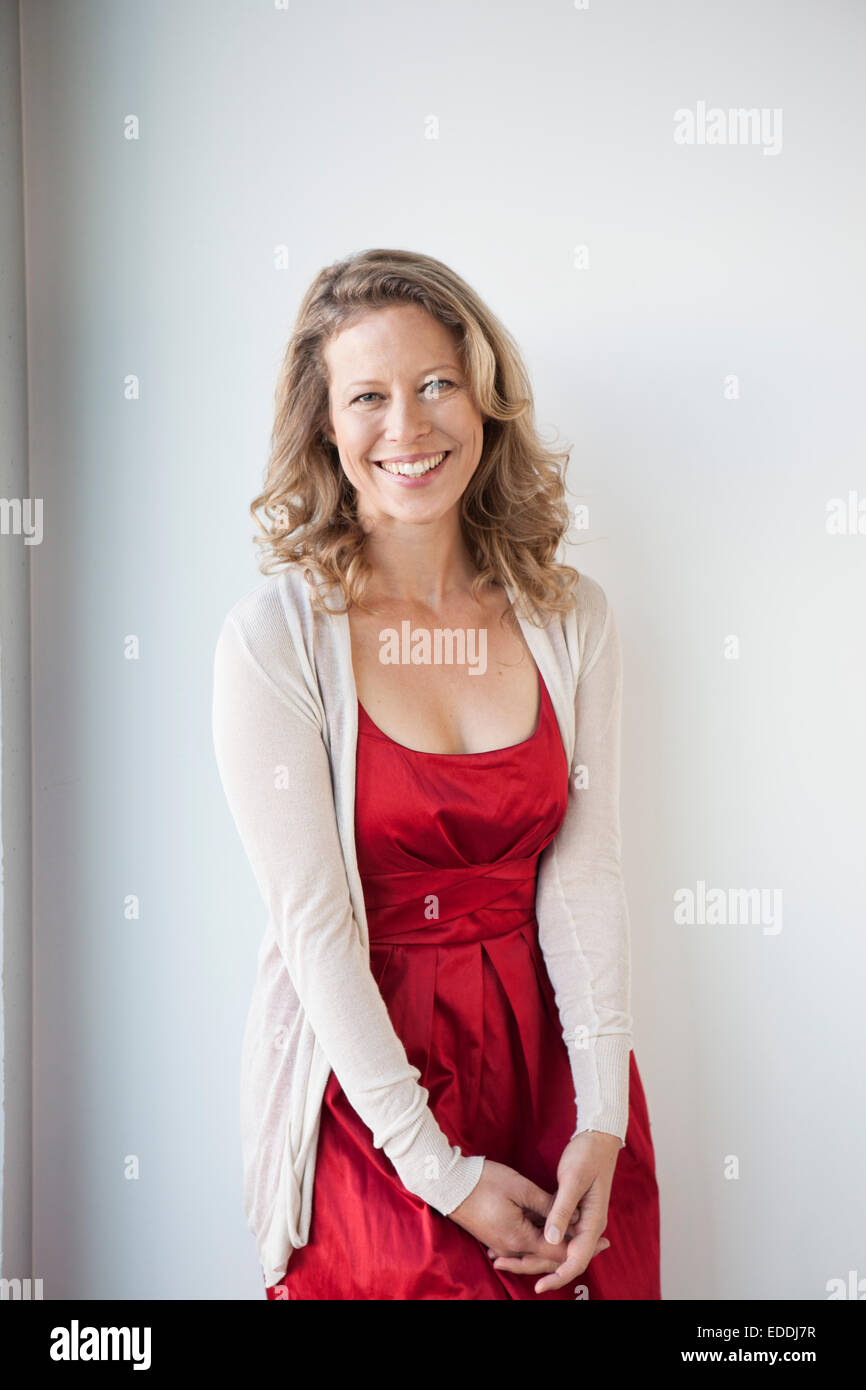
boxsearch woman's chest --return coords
[347,595,541,756]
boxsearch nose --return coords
[383,389,432,444]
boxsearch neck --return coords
[359,512,481,610]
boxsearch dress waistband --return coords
[361,853,540,947]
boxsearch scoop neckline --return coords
[356,666,545,759]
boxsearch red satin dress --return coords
[266,670,660,1300]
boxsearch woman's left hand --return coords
[487,1131,622,1293]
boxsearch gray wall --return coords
[13,0,866,1298]
[1,0,32,1292]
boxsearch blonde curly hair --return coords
[250,247,581,623]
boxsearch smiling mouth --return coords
[374,451,450,478]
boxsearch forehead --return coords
[323,304,459,380]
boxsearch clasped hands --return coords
[447,1132,621,1294]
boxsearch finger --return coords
[492,1236,610,1282]
[525,1206,581,1233]
[486,1229,577,1260]
[514,1211,581,1241]
[534,1234,611,1294]
[491,1255,561,1275]
[543,1171,591,1245]
[485,1220,578,1259]
[545,1170,608,1251]
[514,1213,575,1263]
[514,1178,558,1225]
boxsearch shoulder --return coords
[571,570,609,626]
[568,571,618,684]
[507,568,614,687]
[215,571,288,665]
[217,564,328,646]
[219,570,285,632]
[214,566,320,687]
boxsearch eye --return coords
[422,378,457,398]
[350,379,458,406]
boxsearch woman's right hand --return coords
[447,1159,606,1270]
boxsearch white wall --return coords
[19,0,866,1298]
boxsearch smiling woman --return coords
[321,304,486,515]
[249,248,578,619]
[214,248,661,1300]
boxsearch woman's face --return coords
[322,303,487,528]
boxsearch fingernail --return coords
[546,1224,561,1244]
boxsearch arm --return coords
[536,580,632,1146]
[212,610,484,1212]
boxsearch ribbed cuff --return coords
[565,1033,632,1145]
[425,1151,486,1216]
[386,1106,486,1214]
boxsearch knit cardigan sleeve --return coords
[535,578,633,1145]
[212,609,485,1216]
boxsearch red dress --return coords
[266,671,660,1300]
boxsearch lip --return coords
[372,450,451,486]
[374,451,448,464]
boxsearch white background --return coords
[9,0,865,1298]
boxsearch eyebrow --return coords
[344,364,462,391]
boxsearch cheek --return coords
[451,403,484,438]
[337,423,372,466]
[450,411,485,459]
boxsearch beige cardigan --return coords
[212,562,632,1287]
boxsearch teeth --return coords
[378,451,447,477]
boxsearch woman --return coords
[212,248,660,1300]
